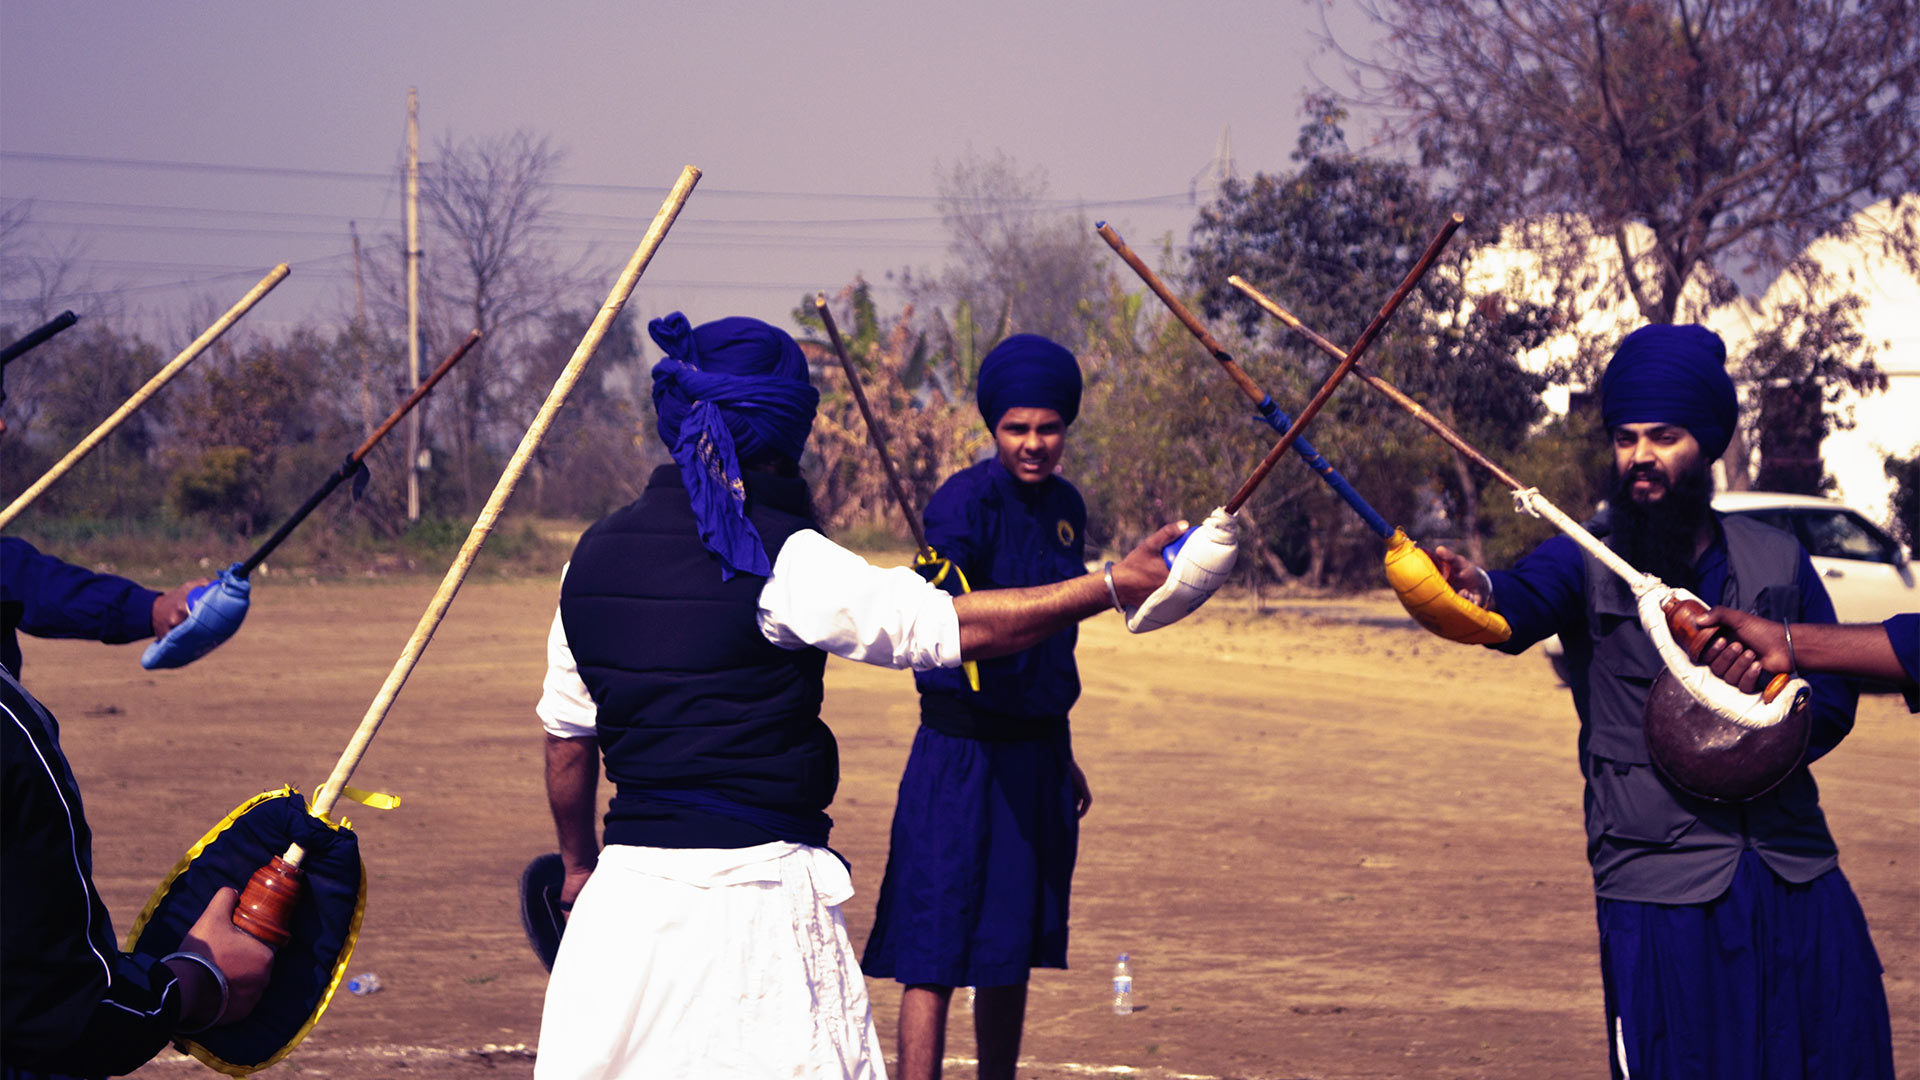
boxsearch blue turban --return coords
[1600,324,1738,461]
[650,313,819,579]
[976,334,1082,431]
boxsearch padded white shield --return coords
[1126,507,1239,633]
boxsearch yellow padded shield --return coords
[1383,529,1511,645]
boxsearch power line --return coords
[0,149,1188,210]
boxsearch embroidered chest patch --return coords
[1056,518,1075,547]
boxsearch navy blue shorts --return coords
[1597,849,1893,1079]
[860,725,1078,988]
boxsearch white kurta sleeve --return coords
[756,529,963,670]
[536,593,599,739]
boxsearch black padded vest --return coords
[560,465,832,849]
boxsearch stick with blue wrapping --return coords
[1232,278,1808,798]
[142,329,483,669]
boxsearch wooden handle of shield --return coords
[1662,597,1790,704]
[231,854,304,947]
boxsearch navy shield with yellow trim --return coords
[125,787,364,1075]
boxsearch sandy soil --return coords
[17,578,1914,1080]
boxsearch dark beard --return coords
[1610,459,1715,588]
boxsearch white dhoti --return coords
[533,841,887,1079]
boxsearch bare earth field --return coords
[19,577,1915,1080]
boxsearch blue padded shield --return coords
[126,788,364,1075]
[142,563,250,669]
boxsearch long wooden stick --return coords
[0,266,288,530]
[234,172,698,947]
[813,294,929,553]
[1229,275,1792,703]
[1095,221,1395,540]
[1229,275,1523,488]
[1221,215,1462,514]
[308,167,699,825]
[1228,270,1528,486]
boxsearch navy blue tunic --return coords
[862,459,1087,987]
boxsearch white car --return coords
[1541,491,1915,684]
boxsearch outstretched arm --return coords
[1696,608,1913,689]
[954,522,1185,658]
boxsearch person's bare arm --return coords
[544,734,600,908]
[955,522,1185,660]
[1696,608,1908,687]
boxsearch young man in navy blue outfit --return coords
[1433,324,1892,1079]
[861,334,1096,1080]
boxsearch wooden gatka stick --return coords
[0,266,289,531]
[1228,274,1791,705]
[1221,215,1463,515]
[232,168,701,945]
[813,294,981,691]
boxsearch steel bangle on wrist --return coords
[163,951,229,1034]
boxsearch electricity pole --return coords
[405,87,422,521]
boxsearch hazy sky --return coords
[1,0,1383,338]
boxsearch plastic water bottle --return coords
[346,972,383,995]
[1111,954,1133,1015]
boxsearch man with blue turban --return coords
[532,316,1229,1079]
[858,334,1099,1080]
[1430,324,1890,1078]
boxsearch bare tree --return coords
[418,130,573,510]
[1342,0,1920,327]
[918,150,1110,351]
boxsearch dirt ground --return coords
[18,576,1915,1079]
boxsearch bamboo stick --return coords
[0,266,289,530]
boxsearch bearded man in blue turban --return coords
[532,317,1223,1079]
[1430,324,1889,1079]
[859,333,1103,1080]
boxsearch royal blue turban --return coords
[1600,324,1738,461]
[976,334,1082,431]
[650,313,819,579]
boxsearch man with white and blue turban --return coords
[532,316,1226,1079]
[1431,324,1889,1078]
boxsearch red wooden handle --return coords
[1662,598,1788,704]
[231,855,304,947]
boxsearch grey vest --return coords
[1580,513,1839,903]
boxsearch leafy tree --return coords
[1886,448,1918,548]
[516,306,659,519]
[166,328,349,535]
[794,279,987,542]
[1189,100,1555,578]
[0,321,168,520]
[1739,295,1886,494]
